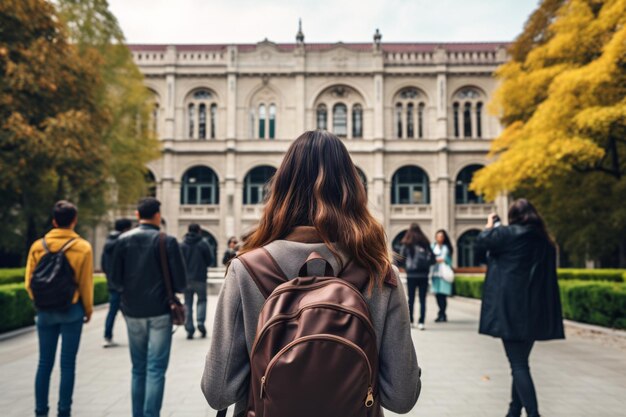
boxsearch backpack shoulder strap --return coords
[41,238,50,254]
[59,238,77,253]
[236,247,287,299]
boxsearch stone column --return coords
[226,46,238,140]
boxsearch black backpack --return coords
[404,245,435,274]
[30,238,78,311]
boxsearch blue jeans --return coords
[184,280,207,334]
[104,290,121,340]
[35,303,84,417]
[125,314,172,417]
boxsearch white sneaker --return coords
[417,323,425,331]
[103,338,117,348]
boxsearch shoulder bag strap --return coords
[60,238,77,253]
[41,238,50,254]
[158,232,175,301]
[237,247,287,299]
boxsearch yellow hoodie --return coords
[25,228,94,319]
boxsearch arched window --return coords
[186,89,217,139]
[352,104,363,138]
[269,104,276,139]
[453,87,484,139]
[199,104,207,139]
[256,103,276,139]
[453,102,460,138]
[406,103,414,138]
[200,229,218,267]
[243,166,276,204]
[476,102,483,138]
[145,170,157,198]
[455,164,485,204]
[333,103,347,137]
[355,167,368,195]
[392,230,407,255]
[314,85,365,139]
[258,104,266,139]
[180,166,219,205]
[458,230,482,267]
[391,166,430,204]
[316,104,328,130]
[210,104,217,139]
[394,87,427,139]
[463,102,472,138]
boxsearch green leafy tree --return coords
[472,0,626,266]
[0,0,159,264]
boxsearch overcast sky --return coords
[108,0,539,44]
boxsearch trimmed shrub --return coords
[558,269,625,283]
[0,268,26,286]
[0,276,109,333]
[454,276,626,330]
[0,283,36,332]
[454,275,484,298]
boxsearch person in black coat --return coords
[180,223,214,339]
[476,199,564,417]
[101,218,132,347]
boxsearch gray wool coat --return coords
[201,228,421,415]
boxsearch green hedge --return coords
[454,275,626,330]
[557,268,625,283]
[0,268,26,286]
[0,276,109,333]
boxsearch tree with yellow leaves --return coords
[472,0,626,266]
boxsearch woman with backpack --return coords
[477,200,564,417]
[202,130,421,417]
[397,223,435,330]
[430,229,453,322]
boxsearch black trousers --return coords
[502,340,539,417]
[406,279,428,324]
[435,293,447,318]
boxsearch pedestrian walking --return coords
[221,236,238,265]
[110,197,187,417]
[25,200,94,417]
[101,218,132,348]
[396,223,435,330]
[202,130,421,417]
[430,229,454,322]
[477,199,564,417]
[180,223,213,339]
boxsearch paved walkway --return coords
[1,294,625,417]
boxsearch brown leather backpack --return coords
[217,247,396,417]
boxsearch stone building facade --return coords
[100,32,511,268]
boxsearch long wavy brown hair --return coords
[239,130,392,292]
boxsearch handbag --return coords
[440,263,455,283]
[158,232,185,325]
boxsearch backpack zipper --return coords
[260,334,374,407]
[250,302,376,358]
[259,278,370,316]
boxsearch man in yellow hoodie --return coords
[25,200,93,417]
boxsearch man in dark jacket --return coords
[180,223,213,339]
[110,197,187,417]
[101,218,132,347]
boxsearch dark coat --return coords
[110,224,187,318]
[476,224,565,341]
[101,230,122,284]
[180,233,213,282]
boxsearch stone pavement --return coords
[1,294,625,417]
